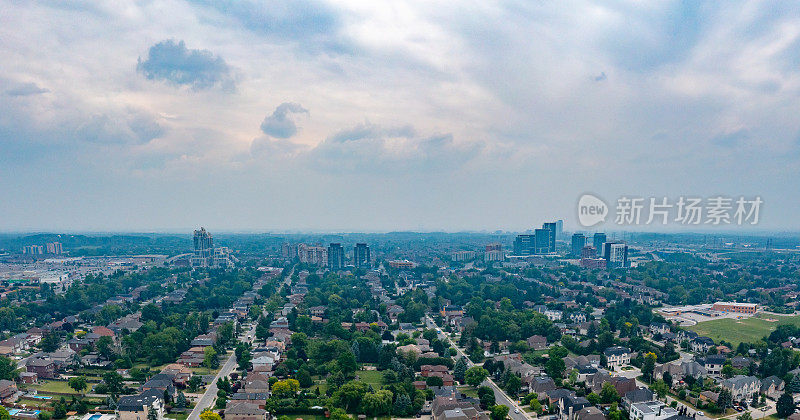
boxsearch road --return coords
[187,320,258,420]
[425,315,533,420]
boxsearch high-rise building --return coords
[46,242,63,255]
[603,242,628,269]
[22,245,44,255]
[556,220,564,239]
[513,234,534,256]
[328,243,345,270]
[581,245,597,259]
[534,228,551,254]
[191,227,235,268]
[484,243,504,262]
[297,244,328,266]
[281,243,297,259]
[354,243,371,268]
[541,222,557,252]
[571,234,586,257]
[191,227,214,268]
[451,250,475,262]
[593,233,607,255]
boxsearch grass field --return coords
[687,313,800,347]
[29,380,81,394]
[354,370,384,387]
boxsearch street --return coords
[186,322,257,420]
[425,315,533,420]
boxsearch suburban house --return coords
[575,406,606,420]
[691,337,714,353]
[720,375,761,401]
[760,376,785,400]
[527,335,548,350]
[699,355,726,377]
[604,346,631,371]
[26,358,56,379]
[629,401,679,420]
[224,401,268,420]
[117,393,163,420]
[0,380,18,403]
[558,395,592,420]
[650,323,670,336]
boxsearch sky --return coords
[2,0,800,233]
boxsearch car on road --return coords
[514,409,519,414]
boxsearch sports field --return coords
[687,313,800,347]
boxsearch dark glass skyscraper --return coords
[328,243,345,270]
[571,233,586,256]
[353,243,371,268]
[513,234,534,255]
[593,232,607,255]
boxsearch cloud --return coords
[305,122,483,174]
[711,128,749,148]
[594,72,607,82]
[5,82,49,96]
[260,103,309,138]
[136,39,233,91]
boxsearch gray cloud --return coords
[5,82,49,97]
[137,40,233,91]
[305,122,482,174]
[711,129,749,148]
[260,102,309,138]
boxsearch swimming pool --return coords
[30,395,51,400]
[87,414,103,420]
[8,409,41,417]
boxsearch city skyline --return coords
[3,1,800,231]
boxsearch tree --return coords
[335,381,369,412]
[393,393,412,416]
[490,405,509,420]
[600,382,620,404]
[0,406,10,420]
[188,375,203,392]
[650,379,668,400]
[777,391,795,418]
[40,332,60,352]
[272,379,300,398]
[203,347,218,369]
[199,409,222,420]
[360,390,393,416]
[217,322,234,346]
[737,412,752,420]
[426,376,444,387]
[103,371,124,395]
[642,352,657,382]
[790,375,800,393]
[0,356,18,381]
[478,386,496,409]
[147,406,157,420]
[337,351,358,375]
[587,393,601,405]
[176,392,187,409]
[454,358,468,383]
[465,367,489,388]
[68,376,88,394]
[717,389,733,411]
[663,371,673,389]
[296,369,313,388]
[545,357,566,379]
[96,336,115,359]
[505,375,521,397]
[722,364,736,379]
